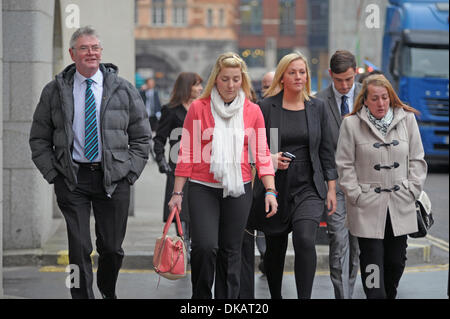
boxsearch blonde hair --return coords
[352,74,419,116]
[200,52,253,100]
[264,51,312,101]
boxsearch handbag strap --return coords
[162,206,184,238]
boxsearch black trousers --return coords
[239,228,256,299]
[54,167,130,299]
[188,182,252,299]
[239,227,266,299]
[357,212,408,299]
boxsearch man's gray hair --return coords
[70,26,101,49]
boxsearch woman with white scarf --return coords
[336,74,427,298]
[168,52,277,299]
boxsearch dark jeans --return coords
[358,212,408,299]
[188,182,252,299]
[54,167,130,299]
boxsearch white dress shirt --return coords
[72,69,103,162]
[332,82,356,115]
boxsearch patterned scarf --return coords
[366,106,394,136]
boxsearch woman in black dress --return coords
[253,52,337,299]
[153,72,203,258]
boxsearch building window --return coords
[277,48,293,63]
[308,0,328,49]
[240,0,262,35]
[152,0,166,26]
[135,0,139,25]
[241,48,265,68]
[173,0,187,26]
[206,8,214,27]
[219,8,225,27]
[279,0,295,35]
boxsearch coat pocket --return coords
[53,148,66,173]
[400,179,415,202]
[110,151,131,182]
[355,183,372,206]
[112,151,131,162]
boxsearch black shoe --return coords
[101,292,117,299]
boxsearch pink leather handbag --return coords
[153,207,187,280]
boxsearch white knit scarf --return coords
[209,87,245,198]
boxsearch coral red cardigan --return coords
[175,97,274,183]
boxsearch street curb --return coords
[4,238,434,271]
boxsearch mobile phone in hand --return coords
[281,151,296,161]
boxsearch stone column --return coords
[2,0,56,250]
[1,0,4,298]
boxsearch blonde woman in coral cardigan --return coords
[168,52,277,299]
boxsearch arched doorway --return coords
[136,53,181,104]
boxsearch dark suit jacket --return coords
[315,83,362,151]
[139,88,162,117]
[258,90,338,199]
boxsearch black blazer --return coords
[153,104,190,223]
[153,104,187,169]
[258,90,337,199]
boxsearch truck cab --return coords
[382,0,449,164]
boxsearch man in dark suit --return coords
[316,50,361,299]
[140,77,162,132]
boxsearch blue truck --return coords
[382,0,449,164]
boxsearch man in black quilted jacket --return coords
[29,26,151,299]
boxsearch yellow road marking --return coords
[40,264,448,275]
[426,235,449,247]
[56,250,97,266]
[426,235,449,252]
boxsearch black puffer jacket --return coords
[29,63,151,196]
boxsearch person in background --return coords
[357,69,384,84]
[257,71,275,100]
[153,72,203,262]
[335,74,427,299]
[253,52,337,299]
[140,77,162,132]
[261,71,275,97]
[168,52,277,299]
[29,26,151,299]
[315,50,361,299]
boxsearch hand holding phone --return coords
[281,151,296,162]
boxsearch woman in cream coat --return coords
[335,74,427,299]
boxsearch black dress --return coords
[153,104,190,223]
[278,109,323,226]
[249,107,324,235]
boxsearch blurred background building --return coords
[134,0,333,100]
[135,0,238,101]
